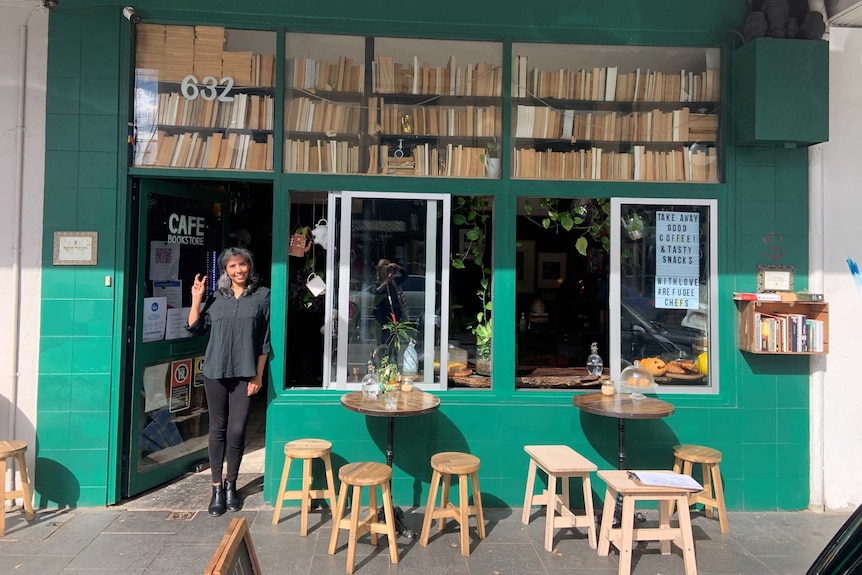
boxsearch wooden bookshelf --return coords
[133,24,276,171]
[737,300,829,355]
[511,44,721,182]
[284,34,503,176]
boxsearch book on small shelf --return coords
[733,292,824,302]
[736,298,829,354]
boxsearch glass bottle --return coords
[361,361,379,399]
[586,342,603,376]
[519,312,527,332]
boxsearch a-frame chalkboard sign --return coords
[204,517,263,575]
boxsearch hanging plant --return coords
[522,197,611,256]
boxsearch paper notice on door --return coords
[165,307,192,340]
[149,241,179,282]
[153,280,182,309]
[142,362,169,412]
[142,297,168,343]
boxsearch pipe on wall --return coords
[808,143,826,512]
[6,23,28,504]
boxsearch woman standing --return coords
[187,247,270,516]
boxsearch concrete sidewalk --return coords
[0,473,851,575]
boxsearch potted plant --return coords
[381,317,419,367]
[480,138,500,178]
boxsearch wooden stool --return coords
[597,470,697,575]
[672,444,729,534]
[419,452,486,557]
[1,440,35,537]
[327,462,398,575]
[521,445,598,551]
[271,439,337,535]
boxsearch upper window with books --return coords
[511,43,721,183]
[132,26,276,171]
[284,34,503,178]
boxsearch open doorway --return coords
[122,178,272,498]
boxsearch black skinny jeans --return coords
[203,375,251,485]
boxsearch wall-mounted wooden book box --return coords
[733,38,828,147]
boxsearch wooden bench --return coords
[521,445,597,551]
[597,470,698,575]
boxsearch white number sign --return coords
[180,74,235,102]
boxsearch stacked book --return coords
[193,26,225,79]
[222,51,254,86]
[135,24,165,72]
[163,26,195,82]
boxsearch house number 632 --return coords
[180,74,235,102]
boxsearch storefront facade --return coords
[28,0,834,509]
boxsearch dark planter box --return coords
[733,37,829,147]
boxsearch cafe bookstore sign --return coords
[654,211,700,310]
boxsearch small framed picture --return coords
[538,252,566,289]
[53,231,98,266]
[757,264,794,292]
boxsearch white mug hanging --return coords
[306,272,327,297]
[311,218,329,250]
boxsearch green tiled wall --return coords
[37,5,121,508]
[38,1,813,510]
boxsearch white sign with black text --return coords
[654,211,700,310]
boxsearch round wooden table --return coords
[341,389,440,538]
[341,390,440,467]
[572,392,674,471]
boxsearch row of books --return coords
[515,106,718,142]
[286,97,362,135]
[514,57,720,103]
[284,139,361,174]
[138,131,273,171]
[367,143,487,177]
[754,312,825,353]
[136,24,275,86]
[287,56,364,93]
[154,93,274,131]
[368,98,500,137]
[512,145,718,182]
[373,55,501,97]
[733,292,825,302]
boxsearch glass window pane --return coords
[133,25,276,171]
[283,34,502,177]
[613,199,717,393]
[513,197,609,391]
[511,43,720,182]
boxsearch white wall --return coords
[0,0,47,493]
[816,26,862,511]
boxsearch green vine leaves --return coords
[522,198,611,256]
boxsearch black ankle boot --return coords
[208,484,226,516]
[224,480,242,512]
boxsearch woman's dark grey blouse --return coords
[187,287,271,380]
